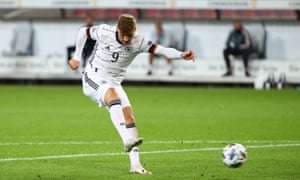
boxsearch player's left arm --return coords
[150,44,195,62]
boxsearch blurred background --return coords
[0,0,299,88]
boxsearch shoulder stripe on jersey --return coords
[138,37,144,49]
[103,27,114,33]
[95,26,101,42]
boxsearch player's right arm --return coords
[69,27,89,70]
[149,44,195,61]
[137,34,195,62]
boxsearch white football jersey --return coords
[88,24,153,84]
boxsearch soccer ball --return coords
[222,143,247,168]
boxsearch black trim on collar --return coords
[115,31,123,45]
[86,27,91,38]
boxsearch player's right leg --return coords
[122,106,151,175]
[104,88,143,152]
[116,86,151,174]
[82,73,149,174]
[81,71,142,152]
[241,49,251,77]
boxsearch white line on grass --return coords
[0,144,299,162]
[1,140,300,146]
[0,141,119,146]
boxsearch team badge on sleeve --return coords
[125,46,133,53]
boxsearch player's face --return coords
[85,16,93,26]
[117,29,135,45]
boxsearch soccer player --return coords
[69,14,195,174]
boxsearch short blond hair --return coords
[117,14,136,34]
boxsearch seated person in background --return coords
[67,15,96,68]
[223,20,252,77]
[10,20,35,56]
[147,20,173,76]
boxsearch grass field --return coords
[0,85,299,179]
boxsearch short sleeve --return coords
[89,25,102,41]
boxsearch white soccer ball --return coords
[222,143,247,168]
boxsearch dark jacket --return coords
[226,28,251,50]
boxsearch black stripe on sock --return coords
[126,123,136,128]
[108,99,121,108]
[120,122,125,126]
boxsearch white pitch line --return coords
[0,141,119,146]
[247,144,300,148]
[146,140,300,144]
[1,140,300,146]
[0,144,299,162]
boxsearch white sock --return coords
[129,147,141,167]
[126,124,142,167]
[126,123,138,138]
[109,103,129,144]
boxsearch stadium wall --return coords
[0,20,299,84]
[1,21,300,59]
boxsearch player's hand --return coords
[181,50,195,62]
[69,59,80,70]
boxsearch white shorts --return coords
[81,70,131,109]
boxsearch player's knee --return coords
[108,99,121,109]
[105,88,120,105]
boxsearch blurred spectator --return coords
[147,20,173,76]
[223,20,252,77]
[67,15,96,68]
[10,20,35,56]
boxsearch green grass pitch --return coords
[0,85,299,179]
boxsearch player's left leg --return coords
[166,58,173,76]
[147,53,155,75]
